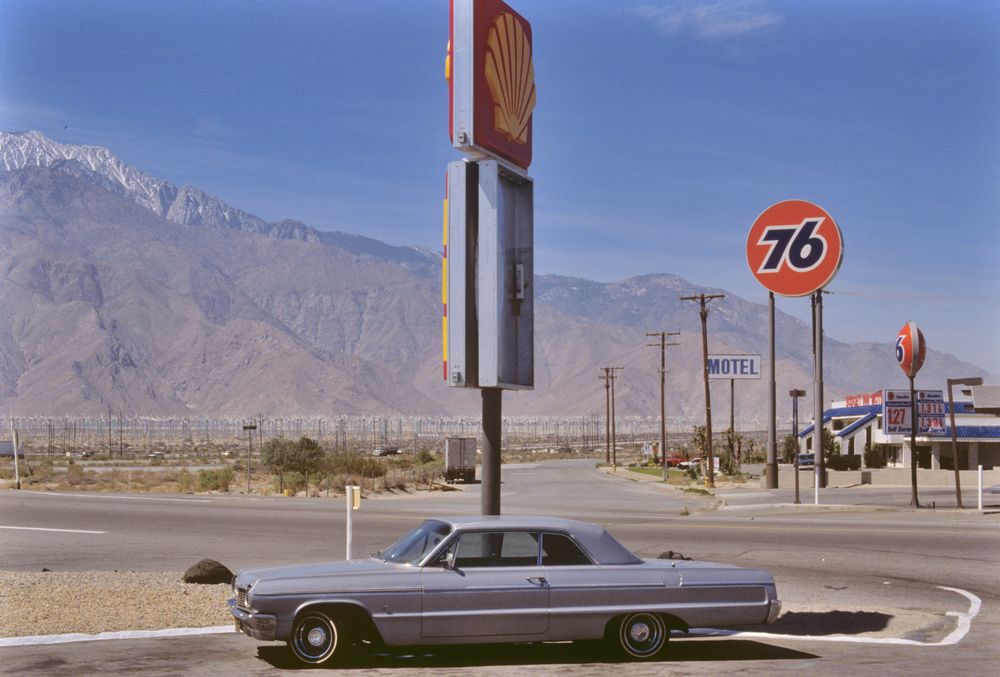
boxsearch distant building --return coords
[799,386,1000,470]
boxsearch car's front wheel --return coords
[616,612,668,659]
[288,611,344,666]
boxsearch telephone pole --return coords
[681,293,725,488]
[601,367,624,468]
[647,331,680,481]
[599,369,611,463]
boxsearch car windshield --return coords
[380,520,453,565]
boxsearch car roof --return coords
[431,515,642,565]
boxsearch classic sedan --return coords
[229,515,780,666]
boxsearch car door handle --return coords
[526,576,548,586]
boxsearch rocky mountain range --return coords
[0,131,987,424]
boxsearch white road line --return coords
[0,626,234,647]
[0,526,107,535]
[20,490,213,503]
[687,585,982,647]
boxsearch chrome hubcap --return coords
[307,627,327,647]
[630,622,651,643]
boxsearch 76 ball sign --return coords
[746,200,844,297]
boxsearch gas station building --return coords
[799,386,1000,470]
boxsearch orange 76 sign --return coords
[746,200,844,297]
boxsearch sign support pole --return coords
[481,388,502,516]
[766,292,778,488]
[909,375,920,508]
[812,291,825,503]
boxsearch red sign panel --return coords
[746,200,844,297]
[896,320,926,379]
[449,0,535,170]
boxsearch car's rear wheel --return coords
[289,611,343,666]
[617,612,668,659]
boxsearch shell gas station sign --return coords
[448,0,536,171]
[443,0,535,391]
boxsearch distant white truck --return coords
[444,438,477,483]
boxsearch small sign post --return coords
[242,424,257,495]
[345,485,361,560]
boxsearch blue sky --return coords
[2,0,998,373]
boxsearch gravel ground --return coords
[0,571,231,638]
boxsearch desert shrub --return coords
[281,470,309,496]
[176,469,195,493]
[196,467,234,492]
[65,464,86,486]
[416,449,435,465]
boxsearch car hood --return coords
[234,558,409,593]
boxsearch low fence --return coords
[0,414,743,458]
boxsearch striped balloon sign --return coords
[895,320,926,379]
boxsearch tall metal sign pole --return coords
[746,200,844,498]
[896,321,926,508]
[445,0,536,516]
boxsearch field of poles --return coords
[0,413,775,462]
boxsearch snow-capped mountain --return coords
[0,130,435,272]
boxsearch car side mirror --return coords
[442,551,456,570]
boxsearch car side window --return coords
[541,533,592,566]
[452,531,540,568]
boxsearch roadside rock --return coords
[182,559,233,585]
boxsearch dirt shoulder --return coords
[0,571,231,638]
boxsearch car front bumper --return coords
[228,598,278,641]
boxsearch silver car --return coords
[229,515,780,666]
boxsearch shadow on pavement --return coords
[748,610,892,635]
[257,638,817,670]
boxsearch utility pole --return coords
[681,293,725,488]
[599,369,611,463]
[601,367,624,468]
[647,331,680,481]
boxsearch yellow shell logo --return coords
[484,13,535,144]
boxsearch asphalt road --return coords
[2,459,998,675]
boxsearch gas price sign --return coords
[882,389,946,435]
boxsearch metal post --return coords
[766,292,778,488]
[978,465,984,511]
[243,423,257,496]
[345,485,360,560]
[789,389,806,504]
[11,422,20,490]
[730,378,735,435]
[812,290,826,503]
[481,388,502,515]
[247,428,252,495]
[909,375,920,508]
[949,379,961,509]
